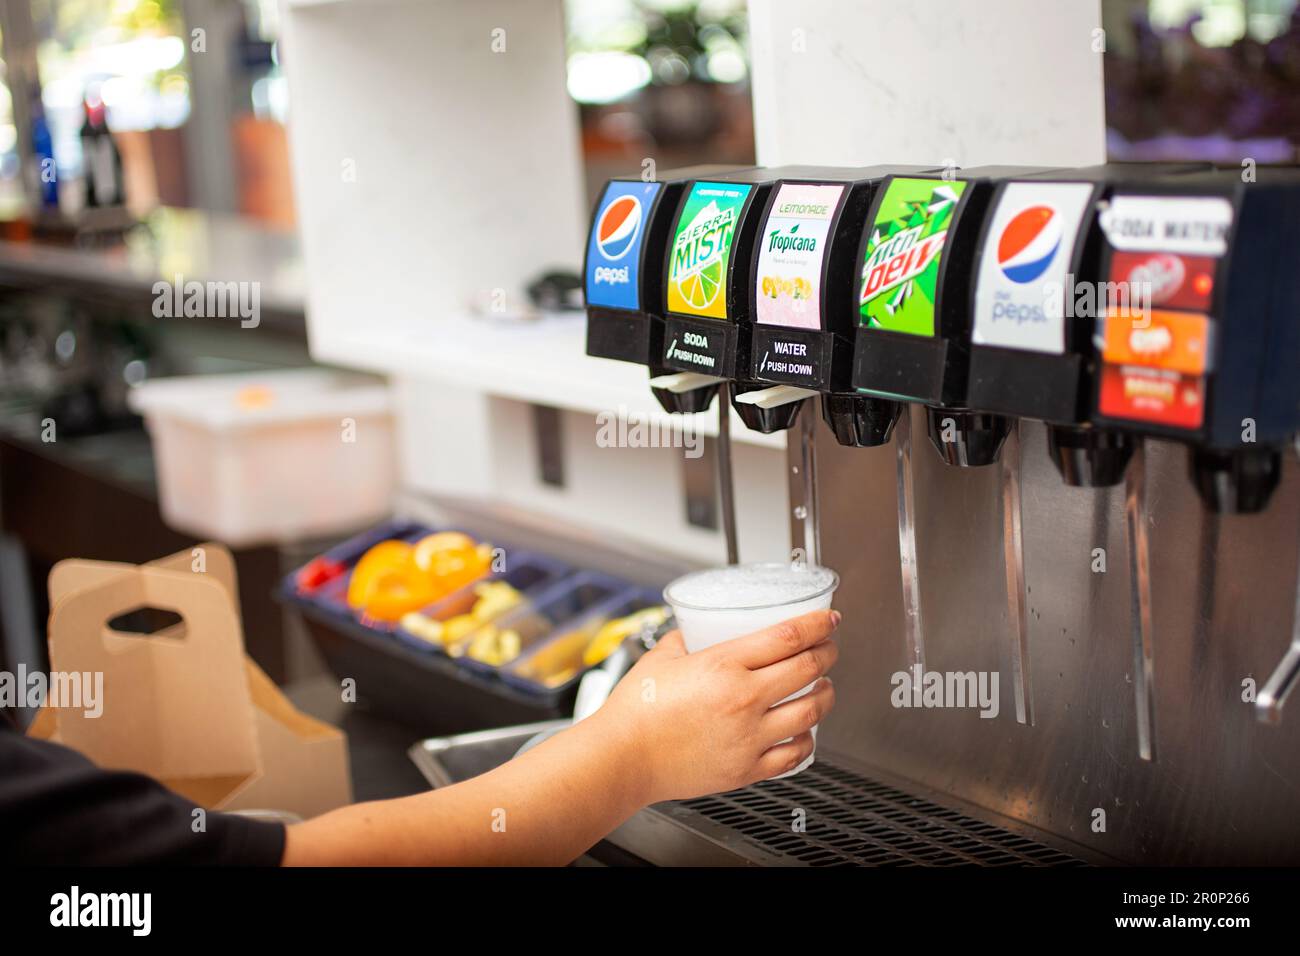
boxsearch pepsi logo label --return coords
[972,181,1095,355]
[997,205,1062,284]
[596,195,643,261]
[585,180,661,312]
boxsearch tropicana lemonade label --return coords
[755,182,844,331]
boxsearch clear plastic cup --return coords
[664,562,839,779]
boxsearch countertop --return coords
[0,207,306,320]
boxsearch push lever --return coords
[895,407,926,675]
[1125,440,1157,761]
[648,371,727,393]
[1001,421,1034,725]
[1256,436,1300,724]
[717,381,739,565]
[732,384,820,410]
[796,398,821,568]
[1258,621,1300,725]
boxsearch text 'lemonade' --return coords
[664,562,839,779]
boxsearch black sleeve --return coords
[0,718,286,866]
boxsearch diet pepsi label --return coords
[585,180,661,311]
[973,181,1095,355]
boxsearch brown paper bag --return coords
[30,544,352,819]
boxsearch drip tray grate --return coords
[672,758,1086,867]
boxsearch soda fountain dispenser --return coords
[961,163,1208,739]
[583,166,759,563]
[951,166,1109,726]
[1094,168,1298,510]
[729,167,942,430]
[848,167,1054,704]
[853,168,1064,463]
[966,164,1209,484]
[656,167,835,560]
[658,166,877,391]
[726,165,944,564]
[583,165,748,415]
[1092,168,1300,727]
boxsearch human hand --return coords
[594,609,840,803]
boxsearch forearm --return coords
[282,712,650,866]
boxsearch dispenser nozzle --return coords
[730,382,810,434]
[1047,425,1136,488]
[1189,446,1283,514]
[648,369,721,414]
[821,393,902,448]
[925,408,1011,467]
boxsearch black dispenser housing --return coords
[731,164,943,437]
[961,163,1211,485]
[582,165,749,414]
[850,166,1060,464]
[1090,167,1300,513]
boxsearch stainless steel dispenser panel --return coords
[801,406,1300,865]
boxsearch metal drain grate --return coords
[678,759,1086,867]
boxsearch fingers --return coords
[755,639,838,703]
[749,731,815,783]
[760,678,833,745]
[722,609,840,669]
[648,629,687,659]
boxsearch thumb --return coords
[648,628,687,659]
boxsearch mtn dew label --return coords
[860,178,967,336]
[668,181,752,320]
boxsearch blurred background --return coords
[0,0,1295,224]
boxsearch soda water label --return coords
[755,182,844,331]
[1099,195,1233,257]
[972,181,1094,355]
[585,180,661,311]
[859,178,966,336]
[668,181,752,320]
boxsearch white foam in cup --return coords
[663,562,839,779]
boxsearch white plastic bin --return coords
[129,369,396,547]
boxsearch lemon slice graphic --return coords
[678,258,724,311]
